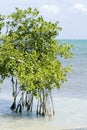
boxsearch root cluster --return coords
[10,76,55,117]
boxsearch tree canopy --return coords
[0,7,73,116]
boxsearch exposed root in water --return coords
[36,89,55,117]
[10,77,55,117]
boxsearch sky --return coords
[0,0,87,39]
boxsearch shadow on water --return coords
[0,98,46,120]
[0,99,53,130]
[0,79,40,120]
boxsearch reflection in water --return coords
[1,82,87,130]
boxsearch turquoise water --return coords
[58,39,87,99]
[0,39,87,129]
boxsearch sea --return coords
[0,39,87,130]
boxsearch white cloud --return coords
[74,3,87,14]
[40,4,60,14]
[39,4,61,22]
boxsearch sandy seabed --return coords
[0,94,87,130]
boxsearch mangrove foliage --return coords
[0,7,72,117]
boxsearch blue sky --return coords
[0,0,87,39]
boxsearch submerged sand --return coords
[0,94,87,130]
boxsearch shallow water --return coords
[1,87,87,130]
[0,40,87,130]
